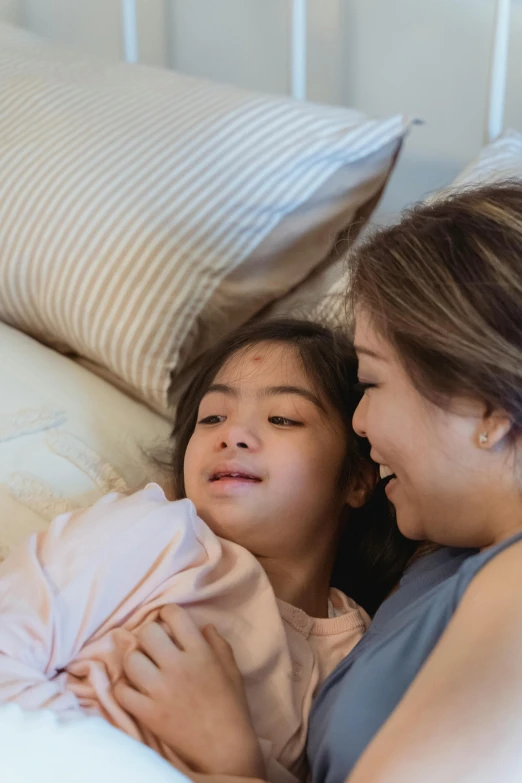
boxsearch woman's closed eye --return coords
[269,416,303,427]
[354,382,377,394]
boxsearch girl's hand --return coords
[114,605,266,780]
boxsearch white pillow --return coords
[0,705,190,783]
[0,23,410,414]
[0,322,170,562]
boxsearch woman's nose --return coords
[352,395,368,438]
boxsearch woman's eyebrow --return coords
[354,345,386,361]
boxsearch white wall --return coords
[0,0,19,23]
[2,0,522,220]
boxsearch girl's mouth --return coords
[209,472,261,483]
[207,471,263,495]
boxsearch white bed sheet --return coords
[0,705,190,783]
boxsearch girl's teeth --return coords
[379,465,394,479]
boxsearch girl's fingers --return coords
[122,648,161,695]
[159,604,208,654]
[113,679,152,719]
[202,624,240,682]
[136,620,180,670]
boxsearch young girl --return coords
[0,318,399,783]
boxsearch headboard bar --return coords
[486,0,511,144]
[291,0,307,100]
[120,0,308,99]
[121,0,138,63]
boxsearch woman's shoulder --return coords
[454,529,522,603]
[367,546,474,633]
[458,531,522,608]
[391,530,522,618]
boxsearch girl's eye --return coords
[269,416,303,427]
[198,415,225,425]
[354,382,377,394]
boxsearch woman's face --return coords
[352,308,511,548]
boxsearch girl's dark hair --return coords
[170,317,416,615]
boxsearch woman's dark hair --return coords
[351,181,522,437]
[170,317,416,615]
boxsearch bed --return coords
[0,5,411,554]
[0,0,520,779]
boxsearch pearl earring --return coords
[479,432,489,446]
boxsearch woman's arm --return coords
[346,538,522,783]
[115,605,267,780]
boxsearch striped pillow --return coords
[423,130,522,210]
[0,23,409,415]
[450,129,522,187]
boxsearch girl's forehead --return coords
[214,342,305,385]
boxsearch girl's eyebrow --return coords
[205,383,237,397]
[265,385,326,412]
[205,384,325,412]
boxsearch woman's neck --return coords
[256,554,333,618]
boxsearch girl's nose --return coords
[218,439,249,450]
[216,422,261,452]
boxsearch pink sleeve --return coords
[0,485,203,712]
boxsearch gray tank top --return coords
[308,531,522,783]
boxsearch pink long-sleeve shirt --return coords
[0,484,369,782]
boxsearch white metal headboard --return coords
[121,0,308,100]
[121,0,511,145]
[487,0,511,143]
[121,0,138,65]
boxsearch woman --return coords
[115,181,522,783]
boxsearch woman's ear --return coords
[344,464,378,509]
[476,408,513,450]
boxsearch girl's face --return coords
[352,308,517,548]
[183,342,356,559]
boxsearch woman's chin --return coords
[394,508,426,542]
